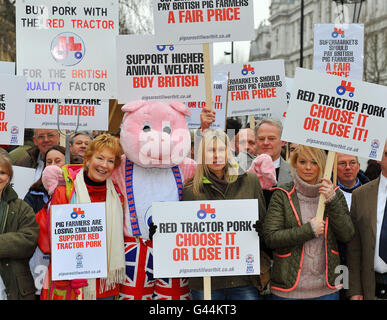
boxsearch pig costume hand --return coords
[247,153,277,189]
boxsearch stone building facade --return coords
[249,0,387,85]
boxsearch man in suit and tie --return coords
[348,139,387,300]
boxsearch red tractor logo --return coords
[241,64,255,76]
[332,27,345,38]
[336,80,355,97]
[197,204,216,220]
[70,208,85,219]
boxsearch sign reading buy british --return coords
[16,0,118,99]
[282,68,387,161]
[116,34,210,103]
[152,199,260,278]
[153,0,255,44]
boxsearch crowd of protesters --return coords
[0,109,386,301]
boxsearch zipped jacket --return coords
[0,184,39,300]
[263,182,354,292]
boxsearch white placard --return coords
[25,98,109,130]
[152,199,260,278]
[0,74,26,145]
[282,68,387,161]
[116,34,210,104]
[51,202,107,281]
[0,61,15,75]
[186,71,228,130]
[16,0,118,99]
[12,166,35,199]
[215,60,287,119]
[313,24,364,80]
[153,0,255,44]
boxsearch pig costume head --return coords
[120,100,192,168]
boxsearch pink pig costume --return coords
[113,100,196,300]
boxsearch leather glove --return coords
[149,221,157,242]
[252,220,264,238]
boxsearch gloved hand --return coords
[149,221,157,242]
[252,220,264,237]
[70,279,88,295]
[42,165,65,195]
[247,154,277,190]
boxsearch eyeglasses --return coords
[337,161,358,168]
[35,133,58,141]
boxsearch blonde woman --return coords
[263,145,354,300]
[182,129,268,300]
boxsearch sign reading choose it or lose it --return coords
[152,199,260,279]
[282,68,387,161]
[51,202,107,281]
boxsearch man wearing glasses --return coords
[14,129,60,182]
[336,153,370,209]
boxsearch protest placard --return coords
[153,0,255,44]
[215,60,287,119]
[12,166,35,199]
[0,61,15,75]
[116,34,210,104]
[186,72,228,130]
[51,202,107,281]
[313,24,364,80]
[0,74,26,145]
[282,68,387,161]
[25,98,108,130]
[152,199,260,279]
[16,0,118,99]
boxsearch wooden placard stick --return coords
[332,152,338,186]
[202,42,213,300]
[249,115,255,129]
[315,150,336,220]
[224,72,230,132]
[203,276,211,300]
[203,43,213,111]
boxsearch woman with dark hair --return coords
[24,145,66,213]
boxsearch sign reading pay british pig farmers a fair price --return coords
[152,199,260,278]
[282,68,387,161]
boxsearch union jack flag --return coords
[119,238,190,300]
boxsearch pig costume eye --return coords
[163,124,172,135]
[142,122,152,132]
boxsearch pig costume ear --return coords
[121,100,191,117]
[121,100,147,113]
[168,101,191,117]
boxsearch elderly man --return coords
[69,131,92,158]
[14,129,60,182]
[348,140,387,300]
[336,153,369,209]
